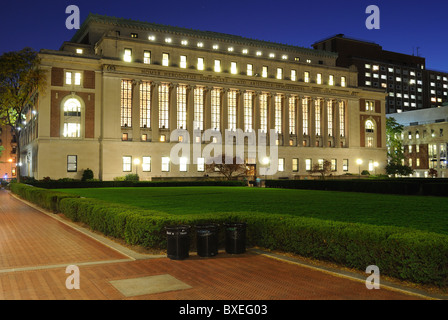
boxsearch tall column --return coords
[309,97,316,147]
[151,81,160,141]
[297,96,303,147]
[323,98,329,148]
[283,94,290,145]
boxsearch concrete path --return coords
[0,189,442,300]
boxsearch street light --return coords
[133,158,140,176]
[356,159,363,177]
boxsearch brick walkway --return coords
[0,189,438,300]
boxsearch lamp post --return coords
[8,159,13,180]
[134,158,140,177]
[356,159,363,178]
[374,162,379,176]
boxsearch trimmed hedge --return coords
[25,180,246,189]
[10,183,448,287]
[266,179,448,196]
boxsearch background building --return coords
[0,125,17,180]
[312,34,448,114]
[388,104,448,177]
[19,14,387,181]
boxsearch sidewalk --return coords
[0,189,442,300]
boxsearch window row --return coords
[122,49,347,86]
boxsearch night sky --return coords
[1,0,447,71]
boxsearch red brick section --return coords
[0,190,427,300]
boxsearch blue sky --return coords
[1,0,447,71]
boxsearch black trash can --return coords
[166,225,191,260]
[224,222,246,254]
[195,224,219,257]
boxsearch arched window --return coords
[63,98,82,138]
[365,119,375,147]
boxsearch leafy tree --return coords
[206,155,248,180]
[310,159,332,180]
[385,117,413,177]
[81,168,94,181]
[428,168,438,178]
[0,48,47,182]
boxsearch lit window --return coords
[302,97,309,136]
[343,159,349,171]
[365,64,371,69]
[76,48,83,54]
[142,157,151,172]
[165,38,172,43]
[291,70,297,81]
[292,158,298,172]
[289,96,296,135]
[140,81,151,128]
[123,156,132,172]
[331,159,337,171]
[278,158,284,172]
[228,47,234,52]
[269,53,275,58]
[372,65,379,71]
[276,68,283,80]
[329,75,334,86]
[121,80,132,127]
[231,62,237,74]
[197,42,204,48]
[211,88,221,130]
[160,134,166,142]
[197,158,205,172]
[65,72,72,85]
[282,55,288,60]
[306,59,311,64]
[177,85,187,129]
[315,100,321,136]
[214,60,221,72]
[194,87,204,131]
[181,40,188,45]
[305,159,312,171]
[275,95,282,134]
[247,64,253,76]
[244,91,253,132]
[159,83,170,129]
[180,55,187,69]
[259,93,268,133]
[161,157,170,172]
[304,72,310,83]
[242,49,248,54]
[63,98,81,138]
[366,101,374,111]
[148,35,156,41]
[256,51,262,56]
[262,66,268,78]
[162,53,169,66]
[179,157,188,172]
[67,155,77,172]
[197,58,204,71]
[131,33,138,38]
[74,73,81,85]
[212,44,219,50]
[228,90,237,131]
[123,49,132,62]
[143,51,151,64]
[316,73,322,84]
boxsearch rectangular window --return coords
[244,91,253,132]
[214,60,221,72]
[159,83,169,129]
[304,71,310,83]
[162,53,169,66]
[123,156,132,172]
[231,62,237,74]
[197,158,205,172]
[316,73,322,84]
[66,71,72,85]
[341,76,347,87]
[275,95,282,134]
[276,68,283,80]
[262,66,268,78]
[179,157,188,172]
[74,72,81,86]
[292,158,299,172]
[197,58,204,70]
[259,93,268,133]
[211,88,221,130]
[329,75,334,86]
[369,159,374,172]
[331,159,337,171]
[305,159,312,171]
[291,70,297,81]
[247,64,253,76]
[228,90,237,131]
[67,155,77,172]
[343,159,348,171]
[416,158,420,167]
[121,79,132,127]
[161,157,170,172]
[123,48,132,62]
[180,55,187,69]
[143,51,151,64]
[278,158,285,172]
[142,157,151,172]
[194,87,204,130]
[177,85,187,129]
[302,97,309,135]
[366,101,374,111]
[289,96,296,135]
[140,81,151,128]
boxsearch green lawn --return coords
[56,187,448,236]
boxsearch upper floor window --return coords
[162,53,169,66]
[123,48,132,62]
[66,71,82,86]
[63,98,82,138]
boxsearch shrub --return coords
[82,169,94,181]
[125,174,139,181]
